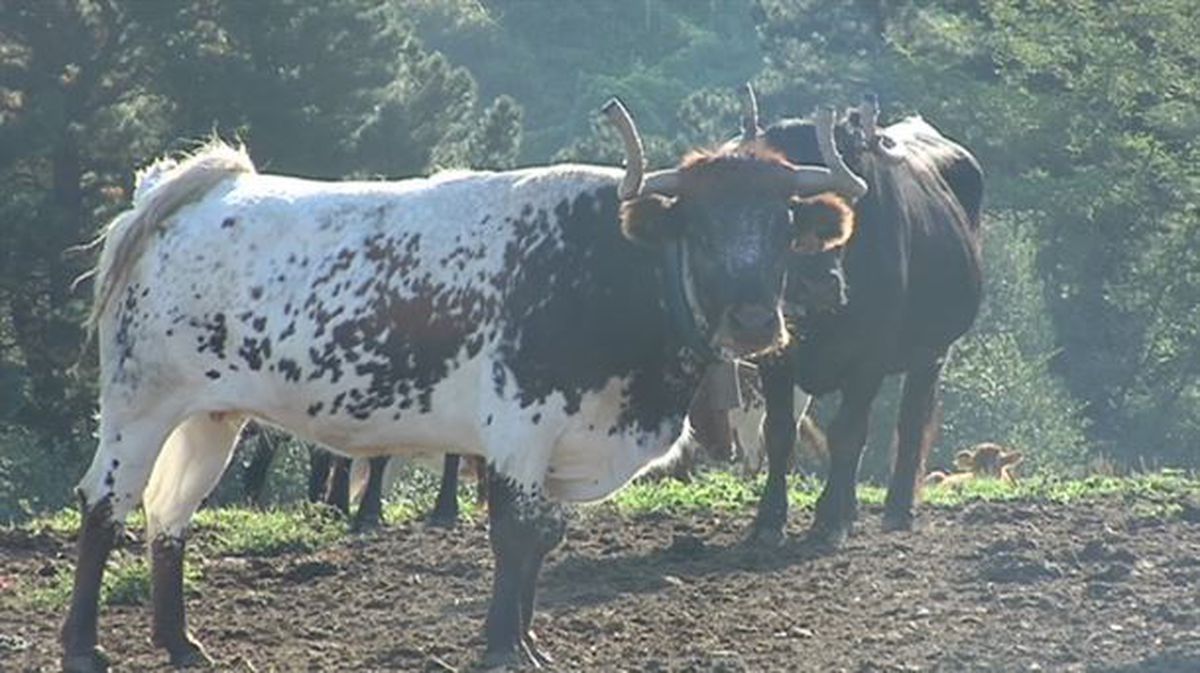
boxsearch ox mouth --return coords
[782,302,841,342]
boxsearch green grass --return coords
[10,469,1197,611]
[21,471,1199,540]
[21,508,147,538]
[609,471,885,516]
[192,503,347,556]
[23,554,201,611]
[608,468,1200,517]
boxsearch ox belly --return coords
[541,379,684,503]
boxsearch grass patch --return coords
[22,553,201,611]
[610,471,889,516]
[15,471,1199,564]
[381,464,483,525]
[609,468,1200,517]
[21,508,148,539]
[192,503,346,556]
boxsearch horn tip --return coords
[601,98,625,115]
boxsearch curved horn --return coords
[859,92,905,164]
[740,82,760,143]
[789,106,868,200]
[602,97,646,200]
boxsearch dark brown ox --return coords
[739,94,984,546]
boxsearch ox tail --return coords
[80,140,256,343]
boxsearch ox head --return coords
[721,85,872,329]
[603,97,865,360]
[740,92,907,324]
[956,442,1023,479]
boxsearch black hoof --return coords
[425,512,459,530]
[165,637,214,669]
[806,522,851,550]
[744,522,786,548]
[351,514,384,533]
[480,632,552,670]
[480,650,529,671]
[881,509,915,533]
[61,647,110,673]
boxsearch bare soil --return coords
[3,498,1200,672]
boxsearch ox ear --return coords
[620,193,683,247]
[789,194,855,254]
[953,449,974,471]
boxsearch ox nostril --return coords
[731,305,778,333]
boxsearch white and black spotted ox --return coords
[60,100,866,671]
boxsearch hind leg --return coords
[62,411,181,673]
[883,356,944,531]
[143,412,244,668]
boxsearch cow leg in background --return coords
[427,454,461,528]
[143,412,243,668]
[473,457,489,508]
[352,457,389,531]
[307,449,332,503]
[240,425,276,507]
[747,360,797,546]
[809,373,883,548]
[324,456,351,515]
[483,466,565,668]
[883,355,945,531]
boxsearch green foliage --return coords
[380,462,481,525]
[755,0,1200,470]
[402,0,762,162]
[938,212,1089,473]
[0,424,79,523]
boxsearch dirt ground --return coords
[3,497,1200,672]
